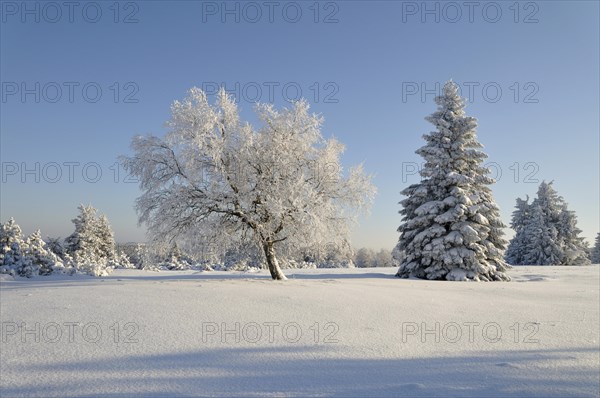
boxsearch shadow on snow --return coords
[1,346,598,397]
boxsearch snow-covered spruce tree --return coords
[530,181,589,265]
[395,81,509,281]
[508,182,590,265]
[0,218,35,277]
[96,215,134,269]
[505,196,531,265]
[46,237,67,260]
[25,230,63,275]
[122,88,375,280]
[131,243,158,270]
[557,204,590,265]
[96,214,116,261]
[65,205,113,276]
[2,223,67,277]
[591,233,600,264]
[111,251,135,269]
[46,236,76,274]
[522,202,563,265]
[65,205,102,260]
[161,242,192,270]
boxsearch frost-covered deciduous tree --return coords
[215,241,262,270]
[591,233,600,264]
[374,249,394,267]
[354,247,376,268]
[507,182,590,265]
[395,80,510,281]
[317,241,354,268]
[391,245,405,266]
[122,88,375,280]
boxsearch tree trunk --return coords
[263,241,287,280]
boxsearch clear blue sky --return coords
[1,0,599,250]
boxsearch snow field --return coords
[1,266,598,397]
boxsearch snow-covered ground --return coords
[1,266,599,397]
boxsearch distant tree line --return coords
[3,205,400,278]
[1,205,133,277]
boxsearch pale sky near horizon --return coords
[1,1,598,250]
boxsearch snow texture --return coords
[1,266,598,397]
